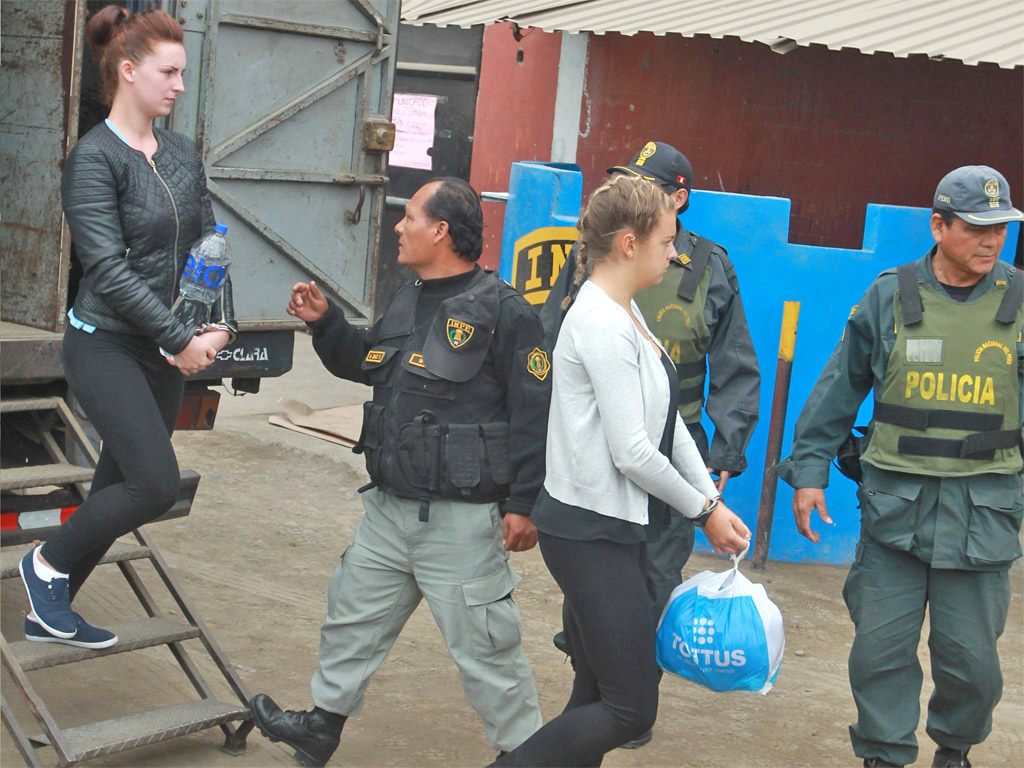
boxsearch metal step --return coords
[1,464,94,492]
[59,699,249,764]
[8,617,201,672]
[0,397,62,414]
[1,539,151,580]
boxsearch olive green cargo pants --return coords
[310,488,543,752]
[843,534,1011,766]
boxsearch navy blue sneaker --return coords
[25,613,117,649]
[19,548,75,638]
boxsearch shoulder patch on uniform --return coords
[365,349,385,364]
[848,304,859,320]
[408,352,425,368]
[526,347,551,381]
[447,319,474,348]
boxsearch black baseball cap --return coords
[934,165,1023,224]
[609,141,693,192]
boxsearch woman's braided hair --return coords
[561,175,673,308]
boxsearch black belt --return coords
[898,429,1021,460]
[675,358,706,379]
[678,382,706,403]
[874,401,1003,432]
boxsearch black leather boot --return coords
[932,747,971,768]
[250,693,345,767]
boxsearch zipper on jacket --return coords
[148,158,180,303]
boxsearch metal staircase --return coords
[0,395,253,766]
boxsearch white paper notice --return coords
[390,92,437,171]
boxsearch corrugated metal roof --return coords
[401,0,1024,68]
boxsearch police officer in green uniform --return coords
[541,141,760,747]
[777,166,1024,768]
[249,178,548,767]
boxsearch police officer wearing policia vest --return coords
[541,142,760,732]
[777,166,1024,768]
[250,178,548,767]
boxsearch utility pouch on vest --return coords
[443,422,512,496]
[481,423,512,485]
[834,427,868,484]
[398,410,442,492]
[354,402,387,484]
[446,424,482,493]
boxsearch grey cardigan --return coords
[544,280,720,525]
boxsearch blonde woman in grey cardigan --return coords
[493,176,751,768]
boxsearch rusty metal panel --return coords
[171,0,400,325]
[0,1,85,332]
[0,322,65,384]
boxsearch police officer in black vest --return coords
[250,178,548,767]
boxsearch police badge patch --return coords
[636,141,657,167]
[447,319,474,348]
[527,347,551,381]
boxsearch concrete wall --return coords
[469,23,561,269]
[467,24,1024,256]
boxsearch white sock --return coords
[33,547,69,582]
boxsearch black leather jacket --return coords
[61,122,236,354]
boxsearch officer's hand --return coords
[793,487,833,543]
[709,468,732,492]
[287,280,329,323]
[503,512,538,552]
[702,500,751,556]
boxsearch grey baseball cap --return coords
[933,165,1023,224]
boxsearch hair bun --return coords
[85,5,128,57]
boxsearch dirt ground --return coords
[2,331,1021,768]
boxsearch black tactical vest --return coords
[353,269,513,511]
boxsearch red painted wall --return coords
[469,22,562,269]
[576,34,1024,248]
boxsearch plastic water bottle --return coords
[180,223,231,306]
[160,223,232,359]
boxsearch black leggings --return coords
[495,533,659,768]
[41,326,184,597]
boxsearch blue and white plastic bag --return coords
[656,547,784,694]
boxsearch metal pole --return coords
[752,301,800,571]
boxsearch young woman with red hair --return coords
[17,5,236,649]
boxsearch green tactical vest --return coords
[862,268,1023,477]
[635,262,712,423]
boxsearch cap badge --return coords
[636,141,657,167]
[984,178,1000,198]
[526,347,551,381]
[447,318,475,348]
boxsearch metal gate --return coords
[0,0,86,332]
[171,0,398,325]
